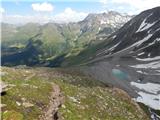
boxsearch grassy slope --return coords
[1,67,149,120]
[61,36,114,67]
[2,23,40,46]
[1,67,53,120]
[1,23,108,62]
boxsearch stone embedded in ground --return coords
[61,104,66,109]
[16,101,21,106]
[1,81,9,94]
[0,103,7,108]
[22,102,34,108]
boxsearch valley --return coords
[1,11,131,66]
[1,5,160,120]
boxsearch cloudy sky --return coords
[1,0,160,24]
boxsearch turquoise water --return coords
[112,69,128,80]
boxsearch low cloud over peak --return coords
[53,7,88,23]
[0,7,5,13]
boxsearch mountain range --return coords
[1,7,160,117]
[1,11,132,66]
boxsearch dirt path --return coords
[40,84,64,120]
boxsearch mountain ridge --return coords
[75,7,160,112]
[1,11,132,66]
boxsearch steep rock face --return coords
[81,7,160,111]
[78,11,131,44]
[92,7,160,60]
[80,11,131,31]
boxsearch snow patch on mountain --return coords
[108,41,121,51]
[100,20,107,25]
[112,35,117,39]
[131,82,160,94]
[136,13,155,33]
[136,70,148,75]
[136,20,156,32]
[134,92,160,110]
[130,61,160,69]
[137,52,145,56]
[136,34,153,47]
[131,81,160,110]
[136,56,160,61]
[110,33,153,54]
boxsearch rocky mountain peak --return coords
[81,11,132,29]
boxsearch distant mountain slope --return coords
[90,7,160,61]
[1,11,132,66]
[65,7,160,65]
[77,11,131,45]
[2,23,41,46]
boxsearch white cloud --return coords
[2,8,88,24]
[53,7,88,23]
[0,8,5,13]
[111,0,160,14]
[100,0,108,4]
[99,0,160,14]
[2,15,52,24]
[31,2,54,12]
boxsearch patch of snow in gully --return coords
[136,21,156,32]
[136,56,160,61]
[138,52,145,56]
[136,13,156,32]
[130,61,160,69]
[130,82,160,110]
[130,82,160,94]
[134,92,160,110]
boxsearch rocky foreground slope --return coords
[1,67,149,120]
